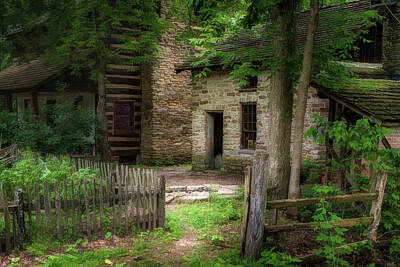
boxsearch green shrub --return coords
[0,101,95,154]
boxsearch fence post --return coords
[368,171,388,243]
[240,166,251,257]
[14,188,26,246]
[1,184,11,251]
[157,175,166,228]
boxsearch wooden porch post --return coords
[5,95,13,112]
[30,92,39,115]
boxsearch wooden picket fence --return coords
[0,156,166,253]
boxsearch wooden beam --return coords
[265,217,372,233]
[266,192,378,209]
[110,147,140,151]
[5,95,12,112]
[108,137,140,142]
[382,136,392,149]
[105,74,140,80]
[30,92,39,115]
[106,94,141,99]
[108,84,141,90]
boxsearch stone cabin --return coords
[176,0,400,174]
[0,0,192,165]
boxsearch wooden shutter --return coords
[113,101,135,136]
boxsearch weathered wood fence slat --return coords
[0,155,165,253]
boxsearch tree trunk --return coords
[242,150,269,259]
[268,0,301,200]
[96,60,111,161]
[288,0,320,217]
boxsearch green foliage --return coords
[301,157,324,184]
[313,199,350,267]
[0,102,95,154]
[257,248,302,266]
[2,0,165,82]
[26,235,63,257]
[41,247,129,267]
[390,236,400,264]
[153,157,176,167]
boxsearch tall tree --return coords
[1,0,164,160]
[288,0,321,217]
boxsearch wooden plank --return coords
[92,178,97,235]
[109,84,141,90]
[25,184,33,237]
[111,171,116,235]
[266,193,378,209]
[140,169,145,230]
[64,179,68,231]
[44,181,52,229]
[240,166,251,256]
[368,172,388,243]
[117,165,123,230]
[55,181,62,239]
[84,179,91,239]
[107,64,139,71]
[110,147,141,151]
[124,168,129,235]
[134,169,140,229]
[99,179,104,236]
[106,94,141,99]
[1,184,11,251]
[78,180,83,233]
[152,170,157,230]
[14,188,26,245]
[158,175,166,228]
[146,170,151,230]
[70,180,76,234]
[265,217,373,233]
[107,102,142,107]
[107,137,140,142]
[105,74,140,80]
[34,182,41,232]
[130,169,135,222]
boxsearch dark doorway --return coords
[206,112,223,169]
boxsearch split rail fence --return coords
[241,165,387,259]
[0,156,165,253]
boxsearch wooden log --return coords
[1,184,11,251]
[265,217,373,233]
[158,175,166,228]
[99,179,104,236]
[83,179,91,239]
[44,181,52,229]
[34,183,41,231]
[266,192,378,209]
[240,166,251,255]
[25,184,33,237]
[70,180,76,233]
[242,151,268,259]
[368,172,388,243]
[55,181,62,239]
[92,178,97,235]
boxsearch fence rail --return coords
[0,155,165,253]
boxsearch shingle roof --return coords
[176,0,373,71]
[314,74,400,127]
[0,59,63,91]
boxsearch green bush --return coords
[0,101,95,154]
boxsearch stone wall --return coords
[139,0,192,164]
[191,70,329,174]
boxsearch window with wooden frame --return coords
[240,76,258,92]
[113,101,135,136]
[241,103,257,149]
